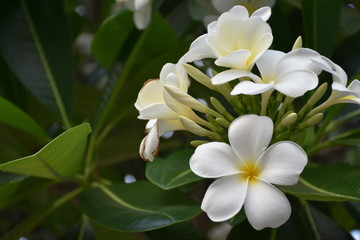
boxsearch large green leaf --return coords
[79,181,201,232]
[281,163,360,202]
[91,9,135,69]
[0,97,49,142]
[0,0,74,127]
[146,149,202,190]
[0,123,91,180]
[301,0,341,57]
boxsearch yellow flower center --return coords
[240,162,260,183]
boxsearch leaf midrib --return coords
[21,0,71,129]
[99,185,176,221]
[299,178,360,202]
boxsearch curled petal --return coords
[201,175,248,222]
[276,48,322,75]
[214,50,251,70]
[244,180,291,230]
[257,141,307,186]
[274,70,318,98]
[157,118,184,136]
[138,103,178,120]
[139,123,159,161]
[251,7,272,21]
[135,79,163,111]
[311,56,347,86]
[231,81,274,95]
[160,63,190,91]
[190,142,241,178]
[180,34,216,63]
[229,115,273,162]
[212,69,261,85]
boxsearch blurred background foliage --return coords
[0,0,359,239]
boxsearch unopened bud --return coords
[183,63,214,90]
[299,83,328,118]
[282,112,298,126]
[216,118,230,128]
[180,116,222,141]
[292,36,302,50]
[300,113,324,129]
[210,97,235,121]
[164,85,222,118]
[190,140,209,147]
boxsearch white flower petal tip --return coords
[191,114,308,229]
[139,124,159,161]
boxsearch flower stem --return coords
[260,90,273,116]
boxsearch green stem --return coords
[21,0,71,129]
[77,215,88,240]
[260,90,273,116]
[301,200,321,240]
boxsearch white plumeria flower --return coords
[212,48,322,98]
[136,63,197,161]
[212,0,276,14]
[135,63,191,120]
[180,6,273,72]
[118,0,152,30]
[190,114,307,230]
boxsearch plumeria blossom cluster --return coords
[135,5,359,230]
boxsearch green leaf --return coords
[301,0,342,57]
[91,221,144,240]
[281,163,360,202]
[0,97,49,142]
[0,177,51,208]
[79,181,201,232]
[0,123,92,179]
[146,149,202,190]
[0,0,74,127]
[91,9,135,69]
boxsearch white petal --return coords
[229,115,273,162]
[217,5,249,23]
[181,34,216,62]
[256,50,286,80]
[212,69,261,85]
[276,48,322,75]
[135,79,163,111]
[257,141,307,186]
[348,79,360,93]
[162,88,196,119]
[133,0,152,29]
[248,33,273,69]
[138,103,178,120]
[139,123,159,161]
[274,70,318,97]
[244,180,291,230]
[231,81,274,95]
[157,118,184,136]
[251,7,271,21]
[190,142,241,178]
[202,176,248,222]
[311,56,347,85]
[214,50,251,70]
[160,63,190,91]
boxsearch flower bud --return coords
[183,63,214,90]
[180,116,222,141]
[292,36,302,50]
[190,140,209,147]
[300,113,324,129]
